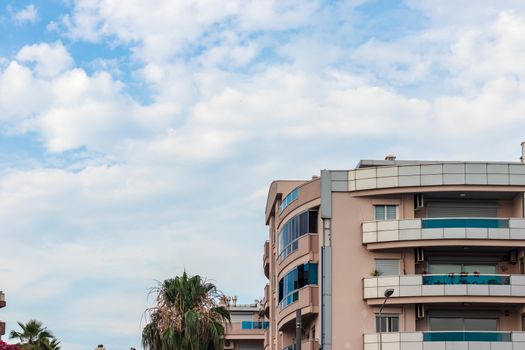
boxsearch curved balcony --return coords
[278,234,319,277]
[362,218,525,249]
[363,274,525,305]
[263,240,270,278]
[363,331,525,349]
[277,285,319,331]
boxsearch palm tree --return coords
[142,272,231,350]
[9,320,60,350]
[41,338,60,350]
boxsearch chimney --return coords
[521,142,525,163]
[385,154,396,161]
[232,296,237,307]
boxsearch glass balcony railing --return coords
[422,218,509,229]
[423,331,512,342]
[422,274,510,285]
[279,291,299,310]
[241,321,269,330]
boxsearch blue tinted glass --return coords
[423,332,511,342]
[422,218,509,229]
[422,274,510,285]
[278,211,317,261]
[278,263,318,309]
[280,188,299,212]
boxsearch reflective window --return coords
[278,263,318,309]
[428,263,497,274]
[375,315,399,332]
[241,321,269,329]
[375,259,400,276]
[279,188,299,212]
[374,205,397,220]
[278,210,318,261]
[429,317,498,331]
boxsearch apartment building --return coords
[0,291,5,338]
[263,150,525,350]
[224,300,267,350]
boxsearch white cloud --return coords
[59,0,321,63]
[12,4,38,24]
[16,42,73,78]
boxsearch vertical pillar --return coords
[296,309,302,350]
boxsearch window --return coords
[428,263,497,274]
[374,205,397,221]
[278,210,318,261]
[429,317,497,331]
[375,315,399,332]
[278,263,318,309]
[280,188,299,212]
[375,259,400,276]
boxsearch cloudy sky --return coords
[2,0,525,348]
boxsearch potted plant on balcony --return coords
[370,270,382,277]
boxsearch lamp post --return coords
[378,288,395,350]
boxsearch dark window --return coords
[278,210,318,261]
[375,315,399,332]
[278,263,318,309]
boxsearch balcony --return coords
[225,321,266,340]
[277,286,319,331]
[362,218,525,249]
[363,331,525,349]
[279,234,319,275]
[264,241,270,278]
[363,274,525,304]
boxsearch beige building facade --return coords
[263,152,525,350]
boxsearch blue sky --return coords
[2,0,525,349]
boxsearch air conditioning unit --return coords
[415,194,425,210]
[416,248,425,263]
[416,304,425,319]
[224,340,234,349]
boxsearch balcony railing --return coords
[423,331,511,342]
[241,321,269,330]
[363,331,525,348]
[363,274,525,299]
[422,218,509,229]
[362,218,525,244]
[423,274,510,285]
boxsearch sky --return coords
[2,0,525,349]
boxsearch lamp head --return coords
[384,289,394,298]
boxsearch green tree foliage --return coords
[9,320,60,350]
[142,272,231,350]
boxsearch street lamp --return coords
[378,289,395,350]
